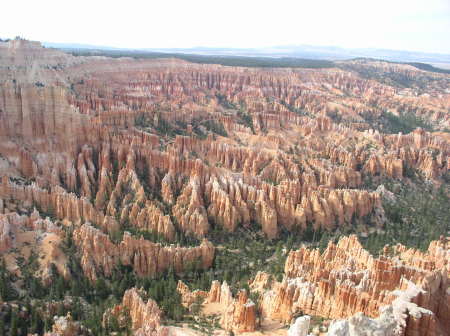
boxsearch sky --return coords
[2,0,450,54]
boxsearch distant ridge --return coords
[42,42,450,66]
[43,42,121,50]
[58,47,450,74]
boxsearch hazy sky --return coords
[2,0,450,53]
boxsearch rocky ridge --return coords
[73,223,215,281]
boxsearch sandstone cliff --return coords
[73,223,215,281]
[205,280,257,333]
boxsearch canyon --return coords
[0,39,448,336]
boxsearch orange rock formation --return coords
[104,288,170,336]
[250,235,449,335]
[1,40,447,243]
[73,223,215,281]
[0,40,449,335]
[206,280,257,333]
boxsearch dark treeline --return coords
[65,49,336,68]
[404,62,450,74]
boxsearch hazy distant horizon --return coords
[2,0,449,54]
[37,41,450,57]
[29,40,449,66]
[2,36,450,66]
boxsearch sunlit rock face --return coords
[44,313,89,336]
[72,223,215,281]
[103,288,170,336]
[288,315,311,336]
[204,280,257,333]
[250,235,449,335]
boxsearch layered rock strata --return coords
[72,223,215,281]
[206,280,257,333]
[250,235,449,335]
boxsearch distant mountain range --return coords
[43,42,450,67]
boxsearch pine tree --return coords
[19,323,27,336]
[0,317,5,336]
[0,277,6,301]
[30,309,38,334]
[95,278,110,300]
[10,309,18,336]
[44,317,52,332]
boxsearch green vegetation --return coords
[2,41,449,336]
[191,118,228,139]
[205,224,325,288]
[237,108,254,132]
[67,49,450,74]
[214,94,255,133]
[362,110,433,134]
[339,60,448,89]
[135,113,188,138]
[381,111,432,134]
[0,261,18,301]
[0,265,65,335]
[103,308,131,335]
[361,177,449,254]
[135,113,227,139]
[405,62,450,74]
[280,100,309,117]
[215,93,238,109]
[340,58,450,86]
[136,270,186,321]
[2,175,448,334]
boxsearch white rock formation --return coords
[326,280,436,336]
[288,315,311,336]
[327,306,397,336]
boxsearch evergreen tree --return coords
[19,322,27,336]
[30,309,43,335]
[10,309,18,336]
[44,317,52,332]
[95,278,110,301]
[0,317,5,336]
